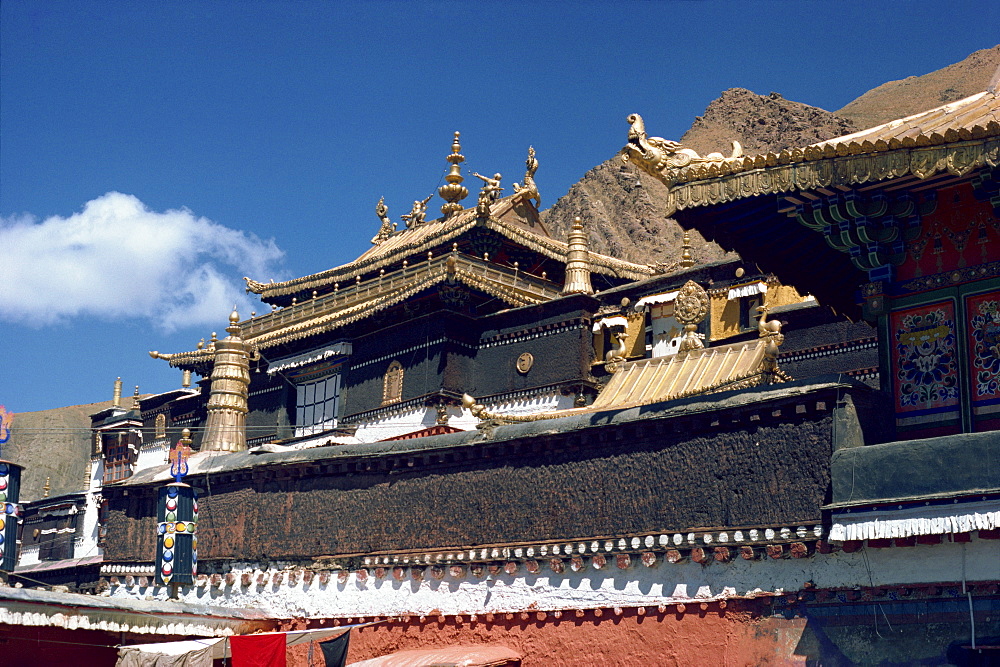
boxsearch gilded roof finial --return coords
[562,217,594,295]
[201,309,251,453]
[132,385,141,410]
[371,196,397,245]
[439,132,469,217]
[680,230,695,269]
[512,146,540,207]
[182,369,192,388]
[112,377,123,408]
[227,306,241,335]
[43,476,51,498]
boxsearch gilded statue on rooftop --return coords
[371,196,397,245]
[474,172,503,216]
[621,113,743,186]
[401,194,434,228]
[512,146,540,207]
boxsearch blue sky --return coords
[2,0,997,413]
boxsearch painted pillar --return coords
[0,461,23,572]
[156,430,198,585]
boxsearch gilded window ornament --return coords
[155,413,166,439]
[382,361,404,405]
[516,352,534,374]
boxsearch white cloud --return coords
[0,192,285,331]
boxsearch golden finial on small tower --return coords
[43,476,51,498]
[680,230,695,269]
[438,131,469,217]
[562,217,594,295]
[132,386,141,410]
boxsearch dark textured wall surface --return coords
[105,387,839,563]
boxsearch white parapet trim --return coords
[106,536,1000,620]
[830,499,1000,542]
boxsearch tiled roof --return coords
[811,91,1000,150]
[625,91,1000,212]
[247,196,652,300]
[589,339,778,410]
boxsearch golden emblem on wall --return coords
[674,280,709,324]
[516,352,534,374]
[382,360,404,405]
[674,280,709,357]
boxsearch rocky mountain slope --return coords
[542,45,1000,267]
[837,45,1000,129]
[4,401,114,501]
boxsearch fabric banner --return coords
[231,633,286,667]
[889,300,960,433]
[966,290,1000,430]
[320,631,350,667]
[117,642,214,667]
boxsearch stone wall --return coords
[103,382,855,563]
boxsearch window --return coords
[740,295,763,331]
[295,374,341,437]
[155,413,166,439]
[102,431,139,484]
[382,361,404,405]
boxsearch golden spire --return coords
[562,217,594,295]
[438,132,469,217]
[680,230,695,269]
[200,308,251,453]
[131,386,141,410]
[43,476,51,498]
[112,377,122,408]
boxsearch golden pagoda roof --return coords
[621,90,1000,211]
[156,252,565,369]
[465,336,788,423]
[246,195,652,300]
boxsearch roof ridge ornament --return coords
[401,194,434,228]
[473,171,503,217]
[674,280,709,358]
[438,132,469,217]
[512,146,540,207]
[371,197,397,245]
[621,113,743,186]
[562,217,594,296]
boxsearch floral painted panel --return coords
[966,291,1000,429]
[890,302,960,416]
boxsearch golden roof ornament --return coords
[131,385,141,410]
[371,196,397,245]
[438,132,469,217]
[112,377,122,408]
[674,280,709,357]
[562,217,594,295]
[680,230,695,268]
[473,172,502,217]
[43,476,51,498]
[200,307,253,453]
[621,113,743,187]
[512,146,540,207]
[401,194,433,228]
